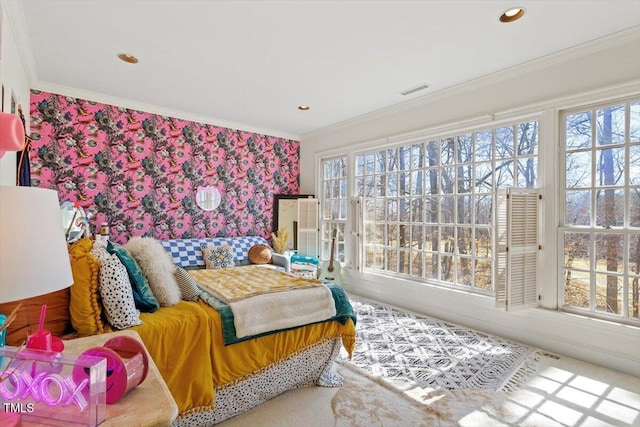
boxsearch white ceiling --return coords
[9,0,640,139]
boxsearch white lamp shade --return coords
[0,186,73,303]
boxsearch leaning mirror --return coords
[272,194,314,250]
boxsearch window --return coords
[320,156,348,262]
[317,90,638,326]
[353,120,539,293]
[561,99,640,323]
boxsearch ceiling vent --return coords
[400,83,430,96]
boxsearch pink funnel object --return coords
[26,304,64,352]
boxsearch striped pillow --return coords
[174,267,202,302]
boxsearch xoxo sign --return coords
[0,347,106,426]
[0,369,89,410]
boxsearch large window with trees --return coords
[561,98,640,323]
[353,119,539,293]
[317,91,638,325]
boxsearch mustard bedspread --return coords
[133,301,215,413]
[130,300,356,416]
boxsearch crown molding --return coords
[302,26,640,141]
[32,81,301,141]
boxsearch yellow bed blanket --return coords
[189,266,324,302]
[131,300,356,416]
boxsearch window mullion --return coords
[589,232,596,312]
[623,233,630,318]
[591,108,597,229]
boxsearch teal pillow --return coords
[106,241,160,313]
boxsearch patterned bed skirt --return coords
[172,337,344,426]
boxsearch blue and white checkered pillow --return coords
[161,239,211,268]
[161,236,271,267]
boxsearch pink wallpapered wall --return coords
[28,90,300,244]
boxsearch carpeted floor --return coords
[217,295,640,426]
[343,297,538,392]
[218,353,640,426]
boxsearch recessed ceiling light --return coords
[117,53,139,64]
[499,7,525,23]
[298,105,310,111]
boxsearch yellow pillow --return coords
[68,238,107,336]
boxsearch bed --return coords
[0,236,356,426]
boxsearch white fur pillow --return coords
[124,237,181,306]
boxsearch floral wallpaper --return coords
[29,90,300,244]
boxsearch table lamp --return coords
[0,186,74,346]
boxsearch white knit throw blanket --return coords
[230,284,336,338]
[190,267,337,338]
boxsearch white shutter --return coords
[495,190,508,308]
[297,198,319,258]
[349,197,364,271]
[495,188,540,311]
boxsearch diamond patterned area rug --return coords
[343,297,538,392]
